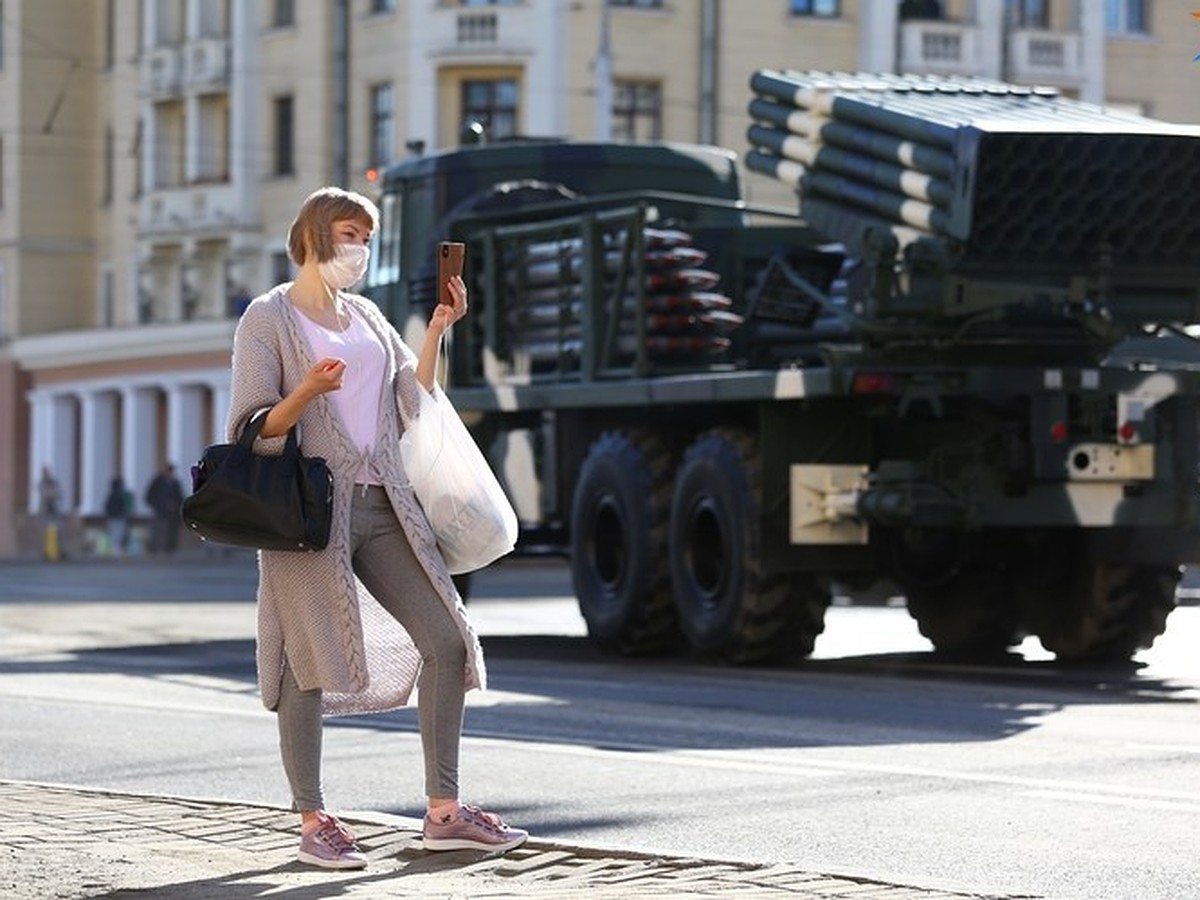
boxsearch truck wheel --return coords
[669,429,821,663]
[570,431,677,655]
[1023,562,1180,663]
[902,571,1023,658]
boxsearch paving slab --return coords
[0,780,1029,899]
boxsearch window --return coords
[104,0,115,69]
[0,264,8,343]
[369,193,401,287]
[370,83,394,168]
[1005,0,1048,29]
[102,126,114,206]
[273,0,295,27]
[132,118,143,199]
[197,0,229,38]
[153,0,184,45]
[273,95,294,176]
[0,264,7,342]
[612,81,661,142]
[370,0,396,11]
[462,79,518,140]
[100,267,116,327]
[789,0,839,16]
[153,100,185,189]
[1106,0,1147,34]
[196,95,229,182]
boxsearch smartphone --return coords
[437,241,466,305]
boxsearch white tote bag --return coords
[400,385,518,574]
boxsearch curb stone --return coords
[0,780,1030,899]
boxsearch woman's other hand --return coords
[301,357,346,397]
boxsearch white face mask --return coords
[317,243,370,290]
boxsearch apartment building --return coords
[0,0,1192,557]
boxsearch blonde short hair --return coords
[286,186,380,266]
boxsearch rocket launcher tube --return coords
[747,124,953,208]
[800,170,952,237]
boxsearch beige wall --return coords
[0,359,30,552]
[4,2,100,337]
[1107,20,1200,122]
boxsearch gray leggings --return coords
[276,485,467,810]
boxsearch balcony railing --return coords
[139,184,242,235]
[185,38,231,90]
[141,46,182,98]
[423,5,535,54]
[1007,29,1083,86]
[898,21,988,77]
[457,12,498,44]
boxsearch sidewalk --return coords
[2,780,1018,899]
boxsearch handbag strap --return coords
[237,409,299,456]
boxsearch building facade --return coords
[0,0,1194,556]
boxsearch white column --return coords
[211,381,231,443]
[857,0,898,73]
[80,390,119,516]
[123,386,159,515]
[51,395,79,513]
[185,94,201,184]
[230,0,260,223]
[167,383,206,477]
[27,392,53,514]
[1077,0,1105,105]
[974,0,1005,81]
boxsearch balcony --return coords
[1007,29,1083,88]
[898,20,989,77]
[141,46,182,98]
[185,38,231,90]
[139,184,242,236]
[425,4,537,56]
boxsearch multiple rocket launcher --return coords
[745,69,1200,278]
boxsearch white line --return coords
[1022,789,1200,815]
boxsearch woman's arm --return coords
[415,274,468,392]
[226,303,342,444]
[259,358,345,439]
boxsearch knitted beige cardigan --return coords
[226,285,487,716]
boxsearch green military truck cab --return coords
[364,77,1200,667]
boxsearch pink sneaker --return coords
[297,811,368,869]
[423,804,528,852]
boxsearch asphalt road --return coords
[2,556,1199,899]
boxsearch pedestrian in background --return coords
[103,476,132,557]
[37,466,63,561]
[225,185,526,870]
[144,463,183,555]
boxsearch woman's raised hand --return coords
[429,275,469,334]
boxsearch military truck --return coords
[365,71,1200,665]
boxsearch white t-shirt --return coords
[295,303,387,484]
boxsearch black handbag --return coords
[181,412,332,551]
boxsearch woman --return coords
[226,186,526,869]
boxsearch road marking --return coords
[1125,742,1200,754]
[1022,789,1200,814]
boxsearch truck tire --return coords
[888,529,1023,658]
[902,570,1023,659]
[668,429,826,664]
[570,430,678,655]
[1023,561,1180,663]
